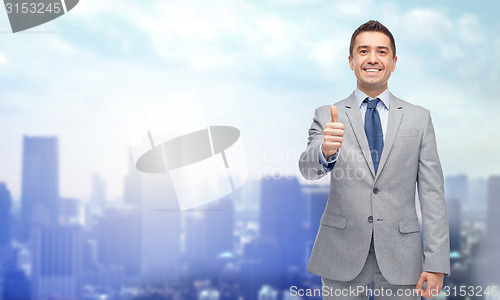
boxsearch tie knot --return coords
[364,98,380,109]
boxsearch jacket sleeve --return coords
[417,110,451,275]
[299,107,335,180]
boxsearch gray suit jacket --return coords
[299,92,450,285]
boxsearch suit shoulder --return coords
[394,97,430,116]
[313,97,349,123]
[317,97,350,112]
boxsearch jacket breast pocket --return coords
[399,220,420,233]
[321,213,347,229]
[397,129,419,137]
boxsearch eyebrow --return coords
[356,45,390,51]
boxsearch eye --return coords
[379,50,387,55]
[360,50,368,54]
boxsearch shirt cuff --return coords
[319,142,339,170]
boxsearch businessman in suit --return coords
[299,20,450,299]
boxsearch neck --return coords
[357,83,388,99]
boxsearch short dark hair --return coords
[349,20,396,58]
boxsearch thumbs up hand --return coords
[322,105,344,159]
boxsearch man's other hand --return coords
[415,271,445,299]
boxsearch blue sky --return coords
[0,0,499,201]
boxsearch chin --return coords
[362,80,379,85]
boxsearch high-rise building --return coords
[98,205,140,276]
[447,198,461,253]
[185,197,234,278]
[445,175,468,253]
[302,184,329,280]
[21,136,59,240]
[487,176,500,239]
[445,175,468,209]
[470,175,500,287]
[140,173,181,283]
[90,174,106,211]
[59,197,80,225]
[234,179,260,218]
[0,182,13,272]
[468,177,488,221]
[240,258,261,300]
[259,177,307,288]
[0,183,12,245]
[124,150,142,205]
[85,174,107,238]
[2,269,31,300]
[31,225,84,300]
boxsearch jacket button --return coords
[368,216,373,223]
[373,188,379,194]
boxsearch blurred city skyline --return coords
[0,134,498,299]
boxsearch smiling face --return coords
[349,31,397,97]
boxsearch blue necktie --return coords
[364,98,384,174]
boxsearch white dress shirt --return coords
[319,88,391,169]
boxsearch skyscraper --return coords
[487,176,500,239]
[2,269,31,300]
[98,205,140,276]
[124,150,142,205]
[445,175,469,209]
[0,183,12,245]
[302,185,329,274]
[31,225,84,300]
[90,174,106,211]
[86,174,107,238]
[21,136,60,240]
[447,198,461,253]
[259,177,307,288]
[468,177,487,221]
[471,175,500,287]
[59,197,80,225]
[185,197,234,278]
[140,173,181,283]
[445,175,467,253]
[0,182,13,272]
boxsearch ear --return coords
[349,55,354,71]
[391,56,397,71]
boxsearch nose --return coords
[367,51,377,64]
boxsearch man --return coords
[299,20,450,299]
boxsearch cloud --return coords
[0,52,7,64]
[403,8,453,41]
[459,14,485,45]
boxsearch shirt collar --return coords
[354,88,391,109]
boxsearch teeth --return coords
[365,68,380,72]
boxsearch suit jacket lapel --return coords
[344,93,376,178]
[375,94,403,181]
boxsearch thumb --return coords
[330,105,338,123]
